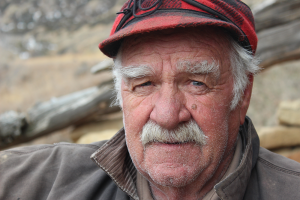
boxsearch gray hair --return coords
[229,40,260,109]
[112,37,260,110]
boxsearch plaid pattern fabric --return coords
[99,0,257,57]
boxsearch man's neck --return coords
[148,139,240,200]
[149,155,233,199]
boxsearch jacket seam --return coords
[3,143,100,155]
[3,145,54,155]
[54,143,100,150]
[258,157,300,176]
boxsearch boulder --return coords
[76,129,118,144]
[278,100,300,126]
[274,146,300,163]
[90,59,114,74]
[0,111,26,144]
[70,116,123,142]
[258,126,300,149]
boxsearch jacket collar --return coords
[214,117,260,200]
[91,117,260,200]
[90,128,139,200]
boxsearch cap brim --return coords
[99,11,245,58]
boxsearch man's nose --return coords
[150,84,191,129]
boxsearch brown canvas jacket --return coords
[1,117,300,200]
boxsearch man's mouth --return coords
[145,141,199,151]
[163,141,190,144]
[147,140,195,146]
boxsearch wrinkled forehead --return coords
[121,27,232,70]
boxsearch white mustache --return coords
[141,119,208,146]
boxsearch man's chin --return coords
[148,163,201,187]
[142,142,204,187]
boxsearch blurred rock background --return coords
[1,0,300,162]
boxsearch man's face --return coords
[120,29,248,189]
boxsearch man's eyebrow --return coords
[120,65,154,80]
[177,60,220,78]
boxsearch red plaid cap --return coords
[99,0,257,58]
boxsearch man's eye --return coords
[133,81,154,95]
[140,81,152,86]
[192,81,204,86]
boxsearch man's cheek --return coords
[123,92,152,110]
[126,133,144,167]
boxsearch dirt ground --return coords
[0,52,113,149]
[0,52,110,113]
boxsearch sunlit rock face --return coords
[0,0,126,58]
[0,0,119,34]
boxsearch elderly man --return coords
[1,0,300,199]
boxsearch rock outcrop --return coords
[73,112,123,143]
[278,100,300,126]
[258,99,300,163]
[258,126,300,149]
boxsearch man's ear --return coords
[240,74,253,125]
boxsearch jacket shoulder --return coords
[0,141,107,168]
[0,141,130,200]
[245,147,300,200]
[258,147,300,175]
